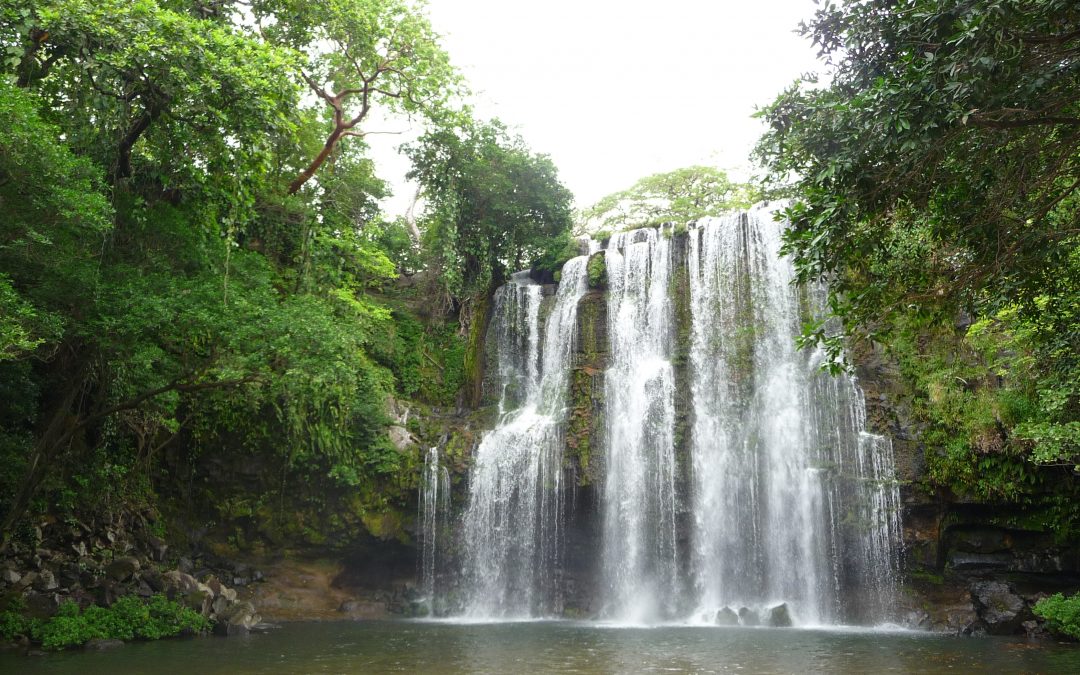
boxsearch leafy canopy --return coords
[581,166,760,232]
[406,118,574,300]
[755,0,1080,463]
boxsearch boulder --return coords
[142,570,167,593]
[205,576,225,597]
[184,589,213,616]
[97,580,123,607]
[211,595,231,617]
[105,556,140,582]
[1,569,21,585]
[737,607,759,626]
[163,570,200,595]
[23,592,59,619]
[84,639,124,651]
[228,601,260,627]
[59,563,82,589]
[388,425,417,451]
[33,569,58,592]
[1021,619,1049,639]
[971,580,1029,635]
[767,603,793,627]
[146,536,168,562]
[214,601,260,636]
[716,607,739,626]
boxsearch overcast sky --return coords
[370,0,823,215]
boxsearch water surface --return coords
[3,620,1079,674]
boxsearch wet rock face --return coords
[971,581,1031,635]
[851,331,1080,632]
[565,290,608,487]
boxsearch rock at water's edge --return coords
[738,607,759,626]
[716,607,739,626]
[767,603,793,627]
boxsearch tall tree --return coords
[250,0,460,194]
[406,119,574,301]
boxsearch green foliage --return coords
[29,596,209,650]
[531,230,582,279]
[0,608,40,641]
[587,253,606,289]
[756,0,1080,468]
[6,0,301,215]
[406,117,574,300]
[1034,593,1080,639]
[0,79,111,361]
[581,166,760,231]
[252,0,461,193]
[0,0,483,546]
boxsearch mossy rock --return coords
[586,252,606,290]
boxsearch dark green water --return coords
[2,620,1079,674]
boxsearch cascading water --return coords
[418,447,450,615]
[458,257,591,617]
[685,210,901,625]
[445,209,900,626]
[600,227,680,622]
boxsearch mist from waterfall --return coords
[458,257,590,617]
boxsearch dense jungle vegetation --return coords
[757,0,1080,530]
[0,0,1078,612]
[0,0,574,551]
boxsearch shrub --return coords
[586,253,606,289]
[0,609,39,641]
[30,595,211,650]
[1034,593,1080,639]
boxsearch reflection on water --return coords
[2,620,1078,674]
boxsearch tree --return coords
[405,118,573,405]
[250,0,460,194]
[755,0,1080,461]
[581,166,760,231]
[406,118,574,301]
[0,0,444,542]
[4,0,300,209]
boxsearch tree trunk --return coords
[288,127,344,194]
[0,364,84,551]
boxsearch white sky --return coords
[370,0,823,215]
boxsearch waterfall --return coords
[600,227,680,622]
[418,447,450,615]
[447,209,900,625]
[459,256,591,617]
[685,210,900,625]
